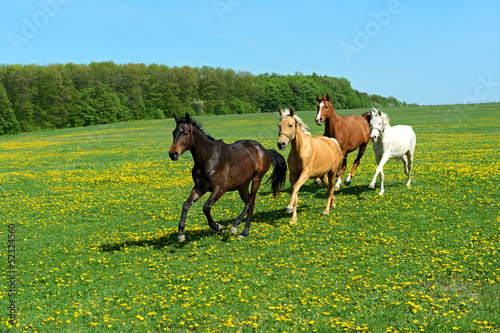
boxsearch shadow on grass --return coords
[262,181,376,199]
[99,208,288,253]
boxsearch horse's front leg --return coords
[177,186,206,243]
[203,186,226,232]
[285,172,299,214]
[321,172,336,215]
[288,171,310,224]
[368,153,390,195]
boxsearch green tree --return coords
[0,83,20,135]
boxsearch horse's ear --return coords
[326,93,331,101]
[378,109,382,116]
[174,114,180,123]
[290,107,295,116]
[316,94,321,102]
[185,112,191,123]
[278,107,283,116]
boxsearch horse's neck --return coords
[378,123,392,143]
[324,112,342,137]
[291,126,310,153]
[190,129,216,166]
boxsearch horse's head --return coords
[369,108,384,142]
[315,93,333,126]
[169,113,194,161]
[277,107,298,150]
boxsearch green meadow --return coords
[1,103,499,332]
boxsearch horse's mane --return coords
[280,109,311,135]
[370,108,390,126]
[178,116,216,141]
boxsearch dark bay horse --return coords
[315,94,371,189]
[169,113,287,242]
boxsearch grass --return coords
[1,103,499,332]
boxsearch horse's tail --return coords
[266,149,287,197]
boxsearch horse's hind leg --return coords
[335,155,348,190]
[238,176,263,238]
[405,150,414,188]
[345,144,367,186]
[230,186,250,234]
[203,187,226,232]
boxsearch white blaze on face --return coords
[316,102,325,122]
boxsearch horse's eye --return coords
[289,124,293,128]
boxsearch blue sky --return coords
[1,0,499,106]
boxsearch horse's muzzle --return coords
[169,151,180,161]
[316,118,323,126]
[277,141,287,151]
[370,136,378,143]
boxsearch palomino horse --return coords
[315,94,371,189]
[169,113,287,242]
[367,108,416,195]
[277,108,342,224]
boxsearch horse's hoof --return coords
[344,180,351,186]
[285,207,294,214]
[177,235,185,243]
[216,224,224,231]
[237,234,245,239]
[289,218,297,224]
[229,226,238,234]
[368,184,375,189]
[334,185,340,190]
[377,192,384,196]
[314,179,321,185]
[321,210,329,215]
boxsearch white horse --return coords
[367,109,416,195]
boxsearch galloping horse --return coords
[367,108,416,195]
[277,108,342,224]
[169,113,287,242]
[315,94,371,189]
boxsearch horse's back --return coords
[228,139,271,172]
[342,114,371,149]
[310,136,342,175]
[390,125,416,156]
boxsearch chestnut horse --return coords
[277,108,342,224]
[315,94,371,189]
[169,113,287,242]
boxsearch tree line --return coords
[0,62,414,135]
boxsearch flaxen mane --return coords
[279,109,311,135]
